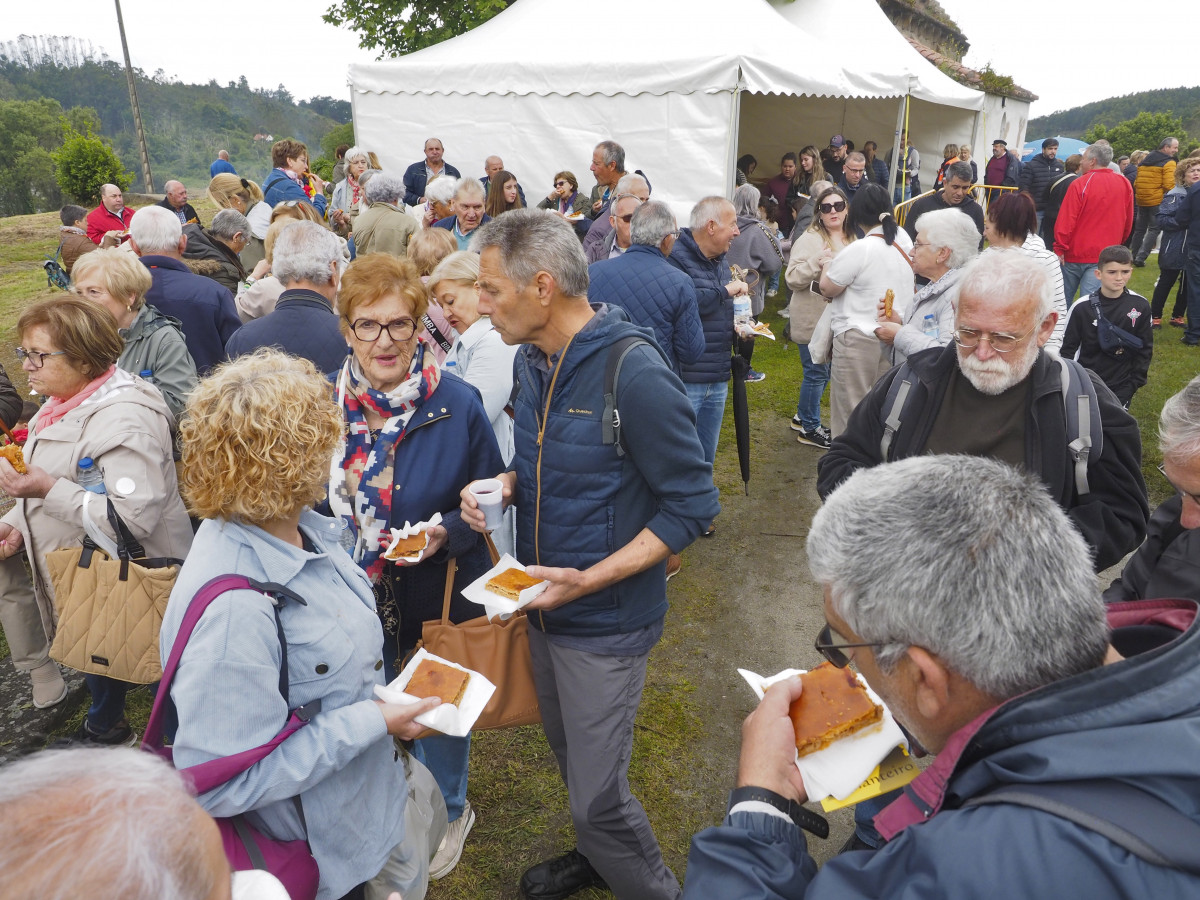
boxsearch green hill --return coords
[1030,85,1200,139]
[0,45,349,199]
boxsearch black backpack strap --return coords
[963,780,1200,875]
[602,336,652,458]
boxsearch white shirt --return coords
[443,317,517,465]
[825,226,915,337]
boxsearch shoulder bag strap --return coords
[441,557,457,624]
[422,313,454,354]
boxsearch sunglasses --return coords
[554,181,569,188]
[819,200,847,214]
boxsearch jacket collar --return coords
[139,255,189,273]
[221,510,336,585]
[276,288,335,311]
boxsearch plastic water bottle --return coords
[77,457,106,494]
[923,314,938,341]
[139,369,156,385]
[733,294,751,329]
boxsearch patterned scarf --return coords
[328,342,441,582]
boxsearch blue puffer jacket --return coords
[668,228,734,384]
[262,169,327,217]
[684,599,1200,899]
[587,245,704,374]
[1157,186,1188,270]
[140,255,240,376]
[511,304,719,637]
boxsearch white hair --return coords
[630,201,677,246]
[129,206,182,254]
[689,196,733,231]
[453,176,485,202]
[1160,375,1200,464]
[808,455,1107,699]
[343,145,370,166]
[732,183,761,217]
[425,176,459,206]
[915,208,981,270]
[1085,140,1114,167]
[614,173,649,197]
[0,748,222,899]
[957,249,1054,319]
[210,207,250,240]
[272,220,346,286]
[365,173,405,206]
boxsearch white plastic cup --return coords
[469,478,505,531]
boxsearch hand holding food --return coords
[882,288,895,320]
[789,662,883,757]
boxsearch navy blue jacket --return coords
[140,255,240,376]
[402,161,462,208]
[262,169,327,217]
[511,305,719,637]
[225,289,348,375]
[587,245,704,374]
[685,599,1200,899]
[1173,180,1200,253]
[1157,187,1188,270]
[667,228,734,384]
[1019,152,1066,211]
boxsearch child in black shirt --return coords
[1061,245,1153,407]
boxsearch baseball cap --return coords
[992,139,1007,147]
[829,134,846,149]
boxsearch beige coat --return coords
[785,229,840,343]
[354,202,418,258]
[2,370,193,635]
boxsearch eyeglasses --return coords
[844,167,865,175]
[554,180,568,188]
[16,347,66,369]
[1158,464,1200,505]
[912,241,933,249]
[347,317,417,342]
[818,200,847,214]
[814,623,892,669]
[952,326,1037,353]
[615,213,635,223]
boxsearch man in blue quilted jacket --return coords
[464,209,719,900]
[685,454,1200,899]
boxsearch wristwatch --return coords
[727,786,829,838]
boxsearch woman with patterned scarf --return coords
[326,252,502,879]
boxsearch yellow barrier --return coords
[893,184,1019,228]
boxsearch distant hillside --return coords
[0,41,350,191]
[1030,85,1200,139]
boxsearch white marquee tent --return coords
[348,0,986,213]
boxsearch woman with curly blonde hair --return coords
[161,348,440,899]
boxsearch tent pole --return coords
[728,81,743,198]
[972,109,983,171]
[887,96,905,200]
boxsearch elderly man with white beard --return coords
[817,251,1148,574]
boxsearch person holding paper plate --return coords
[161,348,441,900]
[325,252,503,879]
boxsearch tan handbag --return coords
[415,534,541,730]
[46,498,182,684]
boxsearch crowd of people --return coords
[3,126,1200,899]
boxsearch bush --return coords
[51,125,131,204]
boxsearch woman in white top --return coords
[430,251,518,555]
[819,182,915,436]
[982,191,1068,351]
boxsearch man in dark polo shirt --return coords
[903,161,984,242]
[818,250,1147,575]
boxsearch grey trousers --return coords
[528,627,681,900]
[831,329,890,438]
[0,553,51,671]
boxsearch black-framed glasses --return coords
[346,317,417,342]
[16,347,66,369]
[814,623,891,669]
[952,326,1036,353]
[818,200,847,214]
[615,213,635,223]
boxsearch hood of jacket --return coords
[182,225,245,275]
[123,302,185,344]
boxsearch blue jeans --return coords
[684,379,729,466]
[414,734,470,822]
[853,789,900,848]
[795,343,830,430]
[84,673,130,733]
[1061,261,1100,304]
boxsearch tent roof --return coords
[350,0,952,101]
[767,0,984,110]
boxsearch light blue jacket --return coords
[160,511,406,900]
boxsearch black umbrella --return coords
[730,352,751,495]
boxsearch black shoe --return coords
[796,426,831,449]
[838,832,877,854]
[520,849,607,900]
[52,719,137,748]
[1183,338,1200,346]
[1132,259,1146,268]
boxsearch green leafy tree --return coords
[320,122,354,159]
[51,125,131,204]
[323,0,511,56]
[1084,111,1188,159]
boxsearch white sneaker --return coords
[430,800,475,880]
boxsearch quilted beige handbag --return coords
[46,498,183,684]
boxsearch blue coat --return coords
[323,372,503,657]
[262,169,327,217]
[402,160,462,208]
[225,289,348,376]
[510,305,719,637]
[684,599,1200,899]
[587,245,704,374]
[667,228,734,384]
[1159,186,1189,268]
[140,255,241,376]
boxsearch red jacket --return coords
[1053,168,1134,263]
[85,204,135,245]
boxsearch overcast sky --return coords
[4,1,1190,119]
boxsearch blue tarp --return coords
[1022,136,1089,161]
